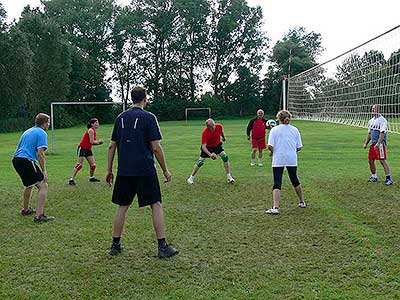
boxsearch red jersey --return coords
[79,128,96,150]
[201,124,223,147]
[251,118,267,139]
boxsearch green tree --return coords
[18,7,71,114]
[263,27,323,114]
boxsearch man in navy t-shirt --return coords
[106,86,179,258]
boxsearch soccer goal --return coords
[287,25,400,133]
[185,107,211,123]
[50,101,125,154]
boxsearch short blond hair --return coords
[276,110,292,124]
[35,113,50,126]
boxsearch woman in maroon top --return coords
[69,118,104,185]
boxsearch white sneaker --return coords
[258,162,263,166]
[187,177,194,184]
[250,161,255,166]
[265,207,280,214]
[298,201,307,208]
[227,177,235,183]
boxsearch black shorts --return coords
[12,157,44,187]
[200,143,224,158]
[112,174,162,207]
[77,146,93,157]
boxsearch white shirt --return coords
[268,124,303,167]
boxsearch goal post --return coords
[287,25,400,133]
[185,107,211,123]
[50,101,125,154]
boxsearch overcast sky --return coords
[2,0,400,64]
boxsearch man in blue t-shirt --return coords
[12,113,55,222]
[106,86,179,258]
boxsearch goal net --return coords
[185,108,211,123]
[288,25,400,132]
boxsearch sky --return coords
[2,0,400,64]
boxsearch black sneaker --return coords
[158,245,179,258]
[69,179,76,185]
[89,177,101,182]
[34,215,55,223]
[109,243,122,256]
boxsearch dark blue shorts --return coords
[112,174,162,207]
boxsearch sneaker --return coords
[187,177,194,184]
[250,161,255,166]
[109,243,122,256]
[258,162,263,167]
[227,177,235,183]
[367,176,378,182]
[69,179,76,185]
[21,208,35,216]
[89,177,100,182]
[34,215,55,223]
[158,245,179,258]
[265,207,280,214]
[384,178,393,186]
[298,201,307,208]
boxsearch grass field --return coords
[1,119,399,300]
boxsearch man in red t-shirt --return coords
[187,119,234,184]
[246,109,272,166]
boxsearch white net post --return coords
[288,25,400,133]
[50,101,124,154]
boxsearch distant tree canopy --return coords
[0,1,329,132]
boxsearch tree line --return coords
[0,0,324,132]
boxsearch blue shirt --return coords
[14,126,48,162]
[111,107,162,176]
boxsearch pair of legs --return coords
[71,155,96,179]
[271,166,304,209]
[190,151,232,177]
[23,181,48,217]
[251,148,264,165]
[112,202,166,241]
[368,159,390,176]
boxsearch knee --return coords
[196,159,205,168]
[221,154,229,163]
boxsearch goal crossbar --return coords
[185,108,211,123]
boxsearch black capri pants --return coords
[272,166,300,190]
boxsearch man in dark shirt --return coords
[106,86,179,258]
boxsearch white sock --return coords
[251,159,255,163]
[227,173,232,178]
[189,175,195,180]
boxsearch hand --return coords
[210,153,217,160]
[363,143,367,149]
[268,150,273,157]
[105,171,114,186]
[247,136,250,141]
[222,136,226,142]
[163,170,172,183]
[98,139,104,145]
[374,144,379,150]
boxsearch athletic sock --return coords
[112,237,121,245]
[157,238,167,249]
[251,159,255,164]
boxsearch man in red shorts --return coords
[187,119,235,184]
[363,104,393,185]
[246,109,273,166]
